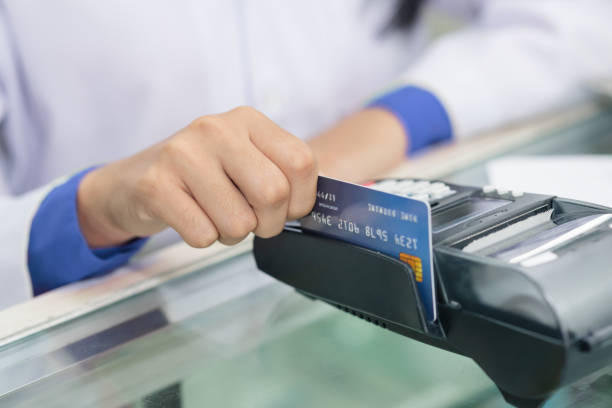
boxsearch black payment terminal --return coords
[253,178,612,408]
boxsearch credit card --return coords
[298,176,436,321]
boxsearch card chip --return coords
[399,253,423,282]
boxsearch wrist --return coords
[77,167,135,248]
[309,108,406,182]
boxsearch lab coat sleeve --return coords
[0,184,56,308]
[368,86,452,155]
[0,166,148,308]
[0,8,146,306]
[28,168,148,295]
[396,0,612,139]
[0,6,41,308]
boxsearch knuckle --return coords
[231,105,259,118]
[186,228,218,248]
[189,115,226,136]
[189,115,246,147]
[135,168,162,202]
[217,236,241,246]
[224,213,257,239]
[243,212,258,233]
[255,178,290,207]
[255,222,284,239]
[288,200,315,220]
[161,137,191,161]
[286,143,316,177]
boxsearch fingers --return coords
[173,152,258,245]
[223,107,318,220]
[221,141,291,238]
[148,183,220,248]
[87,107,317,250]
[142,107,317,248]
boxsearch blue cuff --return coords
[28,168,148,295]
[367,85,453,155]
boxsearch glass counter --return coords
[1,107,612,408]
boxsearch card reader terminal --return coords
[254,178,612,407]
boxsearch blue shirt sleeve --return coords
[28,167,148,295]
[367,85,453,155]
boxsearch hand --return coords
[77,106,318,248]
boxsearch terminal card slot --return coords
[432,197,510,233]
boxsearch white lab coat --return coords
[1,0,611,309]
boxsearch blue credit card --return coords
[298,176,436,321]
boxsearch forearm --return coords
[308,108,407,183]
[309,85,453,182]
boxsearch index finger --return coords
[224,107,318,219]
